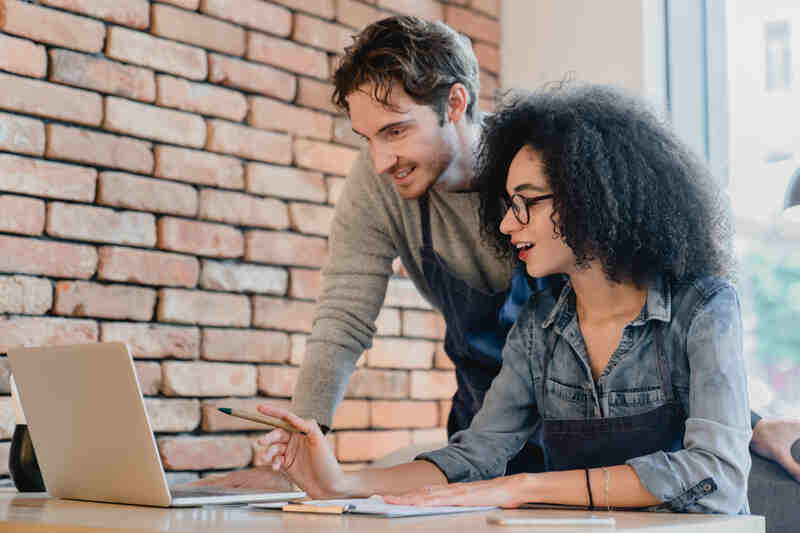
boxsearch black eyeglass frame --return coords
[504,193,554,225]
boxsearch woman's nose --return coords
[499,207,520,235]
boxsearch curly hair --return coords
[332,15,480,124]
[477,84,735,284]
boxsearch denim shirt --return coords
[418,276,751,514]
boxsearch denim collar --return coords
[542,276,672,331]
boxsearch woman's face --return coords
[499,145,576,278]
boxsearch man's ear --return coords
[446,83,469,123]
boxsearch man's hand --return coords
[750,418,800,482]
[181,467,295,490]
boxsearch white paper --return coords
[251,495,496,517]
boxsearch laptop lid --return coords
[8,342,174,507]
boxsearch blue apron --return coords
[418,194,547,472]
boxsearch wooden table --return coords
[0,490,765,533]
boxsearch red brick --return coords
[201,0,291,36]
[247,32,328,79]
[47,125,154,174]
[294,139,358,176]
[206,119,291,164]
[101,322,199,359]
[410,370,457,400]
[152,4,246,56]
[208,54,296,101]
[377,0,442,20]
[49,49,156,102]
[246,163,326,202]
[0,275,52,314]
[145,398,201,432]
[475,42,499,75]
[135,361,162,395]
[0,72,102,126]
[402,310,445,340]
[99,172,197,217]
[200,260,287,295]
[106,26,207,80]
[160,0,199,9]
[0,112,43,156]
[253,296,316,332]
[345,368,409,399]
[257,365,298,397]
[156,75,247,122]
[480,68,498,98]
[332,399,370,429]
[375,307,401,336]
[155,145,243,189]
[0,235,97,279]
[471,0,499,18]
[158,217,244,258]
[445,5,499,44]
[371,400,438,428]
[245,230,328,268]
[54,281,156,321]
[163,360,257,397]
[332,117,364,149]
[249,96,332,141]
[98,246,200,288]
[434,342,455,370]
[439,399,451,426]
[327,176,346,204]
[288,268,321,300]
[0,33,46,77]
[293,14,352,54]
[367,338,434,369]
[412,427,447,445]
[158,289,251,327]
[0,195,44,236]
[336,430,411,462]
[271,0,335,19]
[105,97,206,148]
[203,329,289,363]
[289,333,306,365]
[1,0,105,53]
[296,77,339,114]
[288,202,334,236]
[47,203,156,247]
[158,435,252,470]
[336,0,382,29]
[202,397,290,431]
[0,316,98,353]
[39,0,150,28]
[385,278,432,309]
[199,189,289,229]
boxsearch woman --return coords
[256,84,751,514]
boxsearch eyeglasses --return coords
[503,193,553,225]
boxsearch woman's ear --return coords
[446,83,469,123]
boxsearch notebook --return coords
[7,342,305,507]
[252,495,496,517]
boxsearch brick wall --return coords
[0,0,500,480]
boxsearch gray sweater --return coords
[291,149,513,426]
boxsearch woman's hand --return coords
[256,404,349,499]
[383,474,530,508]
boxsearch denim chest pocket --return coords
[543,378,590,419]
[607,387,665,417]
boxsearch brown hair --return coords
[332,15,480,124]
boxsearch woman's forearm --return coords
[341,460,449,497]
[522,466,661,508]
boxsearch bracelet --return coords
[603,467,611,510]
[585,467,594,509]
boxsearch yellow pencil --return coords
[217,408,305,434]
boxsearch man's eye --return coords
[388,128,403,137]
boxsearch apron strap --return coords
[418,194,433,249]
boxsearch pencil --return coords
[217,407,305,434]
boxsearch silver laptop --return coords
[8,342,305,507]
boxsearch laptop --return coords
[7,342,305,507]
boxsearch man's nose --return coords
[370,143,397,175]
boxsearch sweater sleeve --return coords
[291,151,398,427]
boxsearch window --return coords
[765,20,792,91]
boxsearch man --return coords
[198,15,800,488]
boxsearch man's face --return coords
[347,83,460,199]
